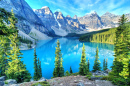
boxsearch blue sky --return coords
[25,0,130,17]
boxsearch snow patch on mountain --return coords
[54,14,61,28]
[51,26,68,36]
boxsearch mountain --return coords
[78,11,130,29]
[0,0,130,38]
[33,7,85,36]
[0,0,51,40]
[101,12,120,28]
[78,11,103,29]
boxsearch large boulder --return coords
[5,79,17,85]
[4,84,19,86]
[77,82,84,86]
[91,76,102,81]
[0,81,4,86]
[0,76,6,81]
[92,70,108,76]
[104,69,111,73]
[10,84,19,86]
[38,77,46,82]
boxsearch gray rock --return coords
[10,84,19,86]
[78,80,83,82]
[104,69,111,73]
[37,84,42,86]
[0,76,5,81]
[77,82,84,86]
[5,79,17,85]
[4,85,9,86]
[30,79,34,82]
[0,81,4,86]
[95,80,115,86]
[91,77,102,81]
[38,77,46,82]
[60,83,63,85]
[84,82,92,85]
[74,80,78,83]
[4,84,19,86]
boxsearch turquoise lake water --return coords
[21,38,115,79]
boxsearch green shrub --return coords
[71,72,79,76]
[19,37,33,44]
[86,72,92,79]
[31,81,50,86]
[4,81,8,84]
[101,75,129,86]
[65,70,70,76]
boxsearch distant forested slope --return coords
[79,22,130,44]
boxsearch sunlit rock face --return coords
[78,11,103,29]
[101,12,130,28]
[78,11,130,29]
[125,13,130,22]
[33,6,58,36]
[101,12,119,28]
[0,0,52,39]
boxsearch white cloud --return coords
[45,0,129,17]
[85,10,96,15]
[74,44,78,50]
[88,4,94,7]
[96,0,126,16]
[111,7,130,15]
[95,0,101,4]
[44,62,49,65]
[55,9,61,12]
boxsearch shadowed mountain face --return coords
[0,0,130,38]
[0,0,55,39]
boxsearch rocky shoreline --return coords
[0,69,116,86]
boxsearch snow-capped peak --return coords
[41,6,49,9]
[85,11,97,16]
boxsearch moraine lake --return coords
[21,38,115,79]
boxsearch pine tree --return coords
[38,58,42,79]
[5,10,31,83]
[0,8,11,76]
[92,47,101,72]
[53,40,64,77]
[105,59,108,70]
[70,66,73,74]
[65,70,70,76]
[79,44,89,75]
[0,16,10,76]
[112,14,130,79]
[33,48,39,80]
[103,58,108,71]
[0,36,10,76]
[103,59,106,71]
[88,58,90,71]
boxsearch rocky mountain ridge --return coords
[33,7,85,36]
[0,0,130,39]
[34,7,130,32]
